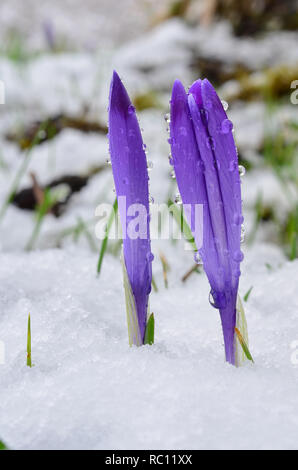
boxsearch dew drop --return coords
[240,225,245,243]
[149,195,154,204]
[147,252,154,262]
[128,104,135,114]
[228,160,237,172]
[206,136,216,150]
[106,158,111,165]
[200,108,209,122]
[238,165,246,177]
[174,193,182,205]
[168,155,174,166]
[194,252,202,265]
[221,118,233,134]
[221,100,229,111]
[233,250,244,262]
[122,177,128,185]
[233,213,244,225]
[164,113,170,124]
[209,290,227,309]
[147,160,154,170]
[209,291,216,308]
[170,170,176,179]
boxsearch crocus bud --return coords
[170,78,244,365]
[109,71,153,345]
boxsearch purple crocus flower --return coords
[170,78,243,365]
[108,71,153,345]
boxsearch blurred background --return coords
[0,0,297,261]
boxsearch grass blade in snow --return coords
[0,121,48,223]
[97,198,118,275]
[27,313,32,367]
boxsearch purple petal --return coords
[188,79,244,364]
[170,80,222,292]
[200,79,243,290]
[109,71,152,341]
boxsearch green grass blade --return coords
[243,286,253,302]
[97,198,118,275]
[0,121,48,224]
[144,313,155,346]
[27,313,32,367]
[235,328,254,363]
[235,296,254,365]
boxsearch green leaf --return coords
[97,198,118,275]
[0,121,49,224]
[0,440,8,450]
[144,313,155,346]
[235,296,254,365]
[243,286,253,302]
[121,249,142,346]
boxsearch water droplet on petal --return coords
[238,165,246,177]
[149,195,154,205]
[106,158,111,165]
[179,126,187,136]
[240,225,245,243]
[228,160,237,172]
[209,290,227,309]
[194,252,202,265]
[147,160,154,170]
[164,113,170,124]
[221,100,229,111]
[233,250,244,262]
[221,118,233,134]
[128,104,135,114]
[122,177,128,185]
[174,193,182,205]
[206,137,216,150]
[147,252,154,262]
[168,155,174,166]
[170,170,176,179]
[233,213,244,225]
[200,108,209,122]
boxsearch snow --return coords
[0,0,298,451]
[0,245,298,450]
